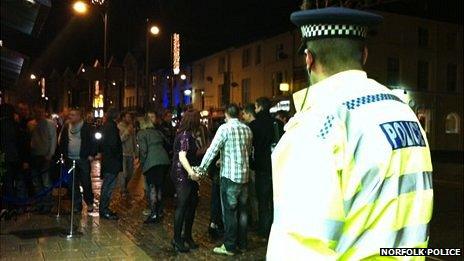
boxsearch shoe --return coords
[213,244,235,256]
[184,238,199,250]
[172,240,189,253]
[209,227,221,239]
[100,212,119,220]
[144,213,159,224]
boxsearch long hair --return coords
[177,109,200,133]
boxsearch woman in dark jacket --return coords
[137,112,170,223]
[170,110,201,253]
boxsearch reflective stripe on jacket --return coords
[267,70,433,261]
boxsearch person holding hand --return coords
[170,109,201,253]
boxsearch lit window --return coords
[445,113,460,134]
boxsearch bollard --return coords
[66,160,80,239]
[56,154,64,219]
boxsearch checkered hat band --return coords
[301,24,368,39]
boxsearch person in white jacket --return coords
[267,6,433,261]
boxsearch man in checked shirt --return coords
[192,103,253,256]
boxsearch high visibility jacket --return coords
[267,70,433,261]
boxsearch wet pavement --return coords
[1,161,462,260]
[0,161,267,260]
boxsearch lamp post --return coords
[73,0,109,109]
[201,90,205,110]
[141,20,160,110]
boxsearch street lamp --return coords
[142,20,160,109]
[73,0,109,110]
[279,82,290,92]
[73,1,88,14]
[30,74,37,80]
[150,26,160,35]
[184,89,192,96]
[180,74,187,80]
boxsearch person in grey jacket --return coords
[137,111,170,223]
[29,106,57,214]
[118,111,136,198]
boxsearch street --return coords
[0,161,268,260]
[0,160,462,260]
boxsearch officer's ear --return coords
[305,49,314,71]
[362,46,368,65]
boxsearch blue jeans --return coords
[100,172,118,214]
[220,177,248,251]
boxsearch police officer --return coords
[267,6,433,260]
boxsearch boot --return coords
[144,185,159,224]
[155,202,163,219]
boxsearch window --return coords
[417,108,431,133]
[418,27,429,47]
[386,57,400,86]
[271,71,284,97]
[417,60,429,90]
[446,63,457,92]
[445,113,460,134]
[242,48,251,68]
[219,84,230,107]
[276,43,284,61]
[255,45,261,65]
[446,32,456,50]
[218,57,226,74]
[198,64,205,81]
[242,78,251,104]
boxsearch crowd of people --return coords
[0,97,289,256]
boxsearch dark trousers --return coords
[99,172,118,214]
[255,171,274,237]
[144,165,169,214]
[173,180,199,242]
[255,171,273,237]
[66,158,94,210]
[1,162,27,209]
[30,156,53,210]
[221,177,248,251]
[210,178,222,226]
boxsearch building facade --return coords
[190,11,463,152]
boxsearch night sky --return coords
[35,0,462,75]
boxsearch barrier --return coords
[66,160,81,238]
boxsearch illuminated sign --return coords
[172,33,180,75]
[270,100,290,113]
[40,77,46,98]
